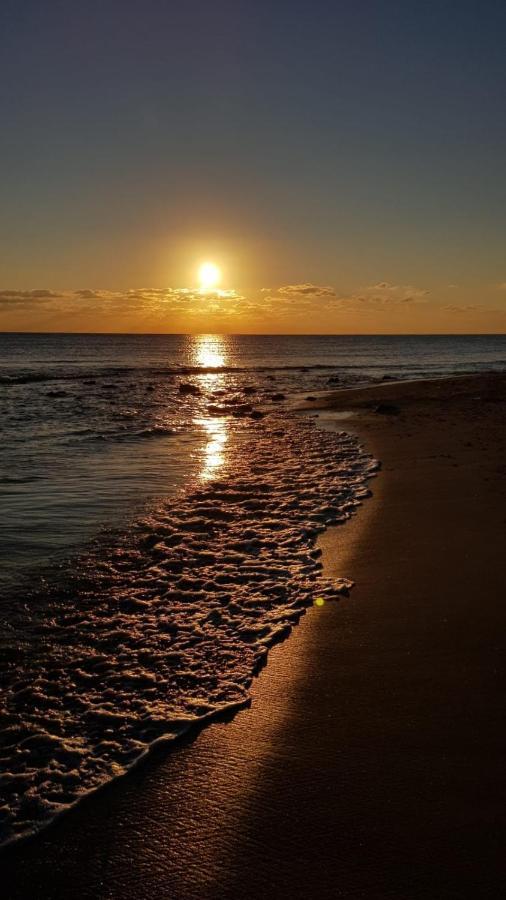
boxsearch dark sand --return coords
[3,373,506,899]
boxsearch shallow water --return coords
[1,332,505,844]
[2,332,505,588]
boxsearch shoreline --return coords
[1,407,375,849]
[3,372,506,898]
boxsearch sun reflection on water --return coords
[190,335,230,481]
[197,345,225,368]
[193,334,226,370]
[195,415,228,481]
[191,334,227,389]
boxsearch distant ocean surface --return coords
[1,332,505,844]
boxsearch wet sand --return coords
[3,372,506,899]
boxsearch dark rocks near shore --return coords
[179,382,201,396]
[206,403,254,417]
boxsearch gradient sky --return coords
[1,0,505,333]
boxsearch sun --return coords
[198,261,221,293]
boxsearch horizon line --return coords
[1,330,506,338]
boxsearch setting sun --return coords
[198,261,221,293]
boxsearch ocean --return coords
[1,332,505,845]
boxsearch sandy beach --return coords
[3,372,506,899]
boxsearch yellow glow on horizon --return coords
[314,597,325,607]
[198,261,221,293]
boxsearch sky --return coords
[1,0,505,333]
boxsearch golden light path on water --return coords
[191,334,229,481]
[195,337,226,370]
[197,417,228,480]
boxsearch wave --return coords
[0,364,331,386]
[82,425,176,443]
[0,367,139,385]
[0,410,378,847]
[2,360,504,387]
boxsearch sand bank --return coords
[3,373,506,899]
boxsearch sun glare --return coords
[198,261,221,293]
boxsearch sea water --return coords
[0,332,505,843]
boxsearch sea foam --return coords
[0,410,377,846]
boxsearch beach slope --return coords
[3,372,506,899]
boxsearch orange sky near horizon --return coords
[1,273,506,335]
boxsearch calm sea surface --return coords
[1,332,505,845]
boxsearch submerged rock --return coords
[207,403,253,417]
[179,382,201,396]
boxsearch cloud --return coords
[316,282,429,315]
[0,286,246,322]
[74,289,100,299]
[11,280,504,328]
[256,283,338,317]
[443,304,506,316]
[3,291,55,313]
[0,289,62,298]
[246,281,430,320]
[277,283,336,298]
[360,282,429,303]
[0,281,427,318]
[0,290,65,311]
